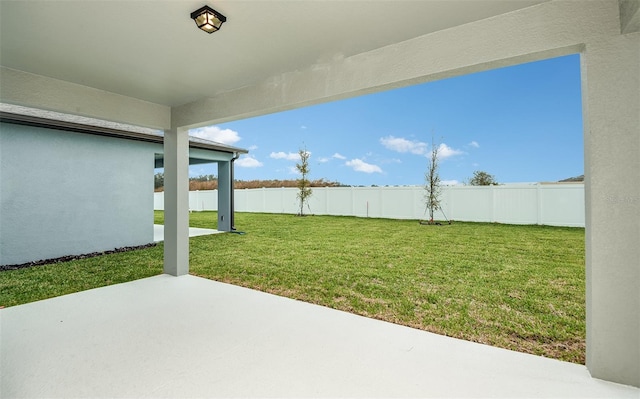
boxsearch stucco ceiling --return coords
[0,1,546,107]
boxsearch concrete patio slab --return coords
[153,224,222,242]
[1,274,638,398]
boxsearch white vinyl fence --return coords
[154,183,585,227]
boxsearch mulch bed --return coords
[0,243,157,271]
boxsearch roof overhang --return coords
[0,109,247,155]
[0,1,550,132]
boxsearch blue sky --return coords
[188,54,583,186]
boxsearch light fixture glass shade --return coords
[191,5,226,34]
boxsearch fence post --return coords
[353,187,357,217]
[491,186,496,223]
[536,183,543,225]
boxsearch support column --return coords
[163,127,190,276]
[217,160,232,232]
[582,32,640,387]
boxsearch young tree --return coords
[295,147,313,216]
[424,139,441,223]
[468,170,498,186]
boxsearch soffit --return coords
[0,1,545,107]
[0,105,247,154]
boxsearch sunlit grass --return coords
[1,211,585,363]
[0,245,163,307]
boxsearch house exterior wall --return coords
[0,122,156,265]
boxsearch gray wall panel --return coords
[0,122,156,265]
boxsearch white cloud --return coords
[438,143,464,160]
[270,151,310,161]
[380,135,428,155]
[469,141,480,148]
[248,145,259,151]
[345,159,383,174]
[189,126,241,145]
[269,151,311,161]
[235,156,263,168]
[317,153,344,163]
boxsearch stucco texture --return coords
[0,122,156,265]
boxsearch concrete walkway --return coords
[153,224,222,242]
[1,275,638,398]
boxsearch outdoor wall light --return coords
[191,5,226,34]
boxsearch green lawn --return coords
[1,211,585,363]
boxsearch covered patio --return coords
[2,274,637,397]
[1,0,638,393]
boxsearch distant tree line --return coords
[154,172,343,192]
[154,173,164,189]
[154,169,503,193]
[190,174,217,182]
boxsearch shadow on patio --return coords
[1,274,637,398]
[153,224,222,242]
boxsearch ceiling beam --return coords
[171,0,618,130]
[0,67,171,130]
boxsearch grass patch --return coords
[0,211,585,363]
[0,245,163,307]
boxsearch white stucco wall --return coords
[582,29,640,386]
[0,122,156,265]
